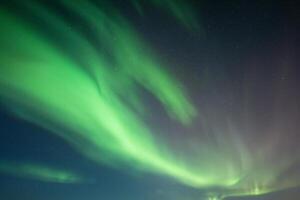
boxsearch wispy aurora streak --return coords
[130,0,200,30]
[0,161,82,183]
[0,1,299,200]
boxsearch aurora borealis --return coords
[0,1,299,200]
[0,161,82,183]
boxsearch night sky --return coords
[0,0,299,200]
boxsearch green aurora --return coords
[0,161,82,183]
[0,1,299,200]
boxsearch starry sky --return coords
[0,0,299,200]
